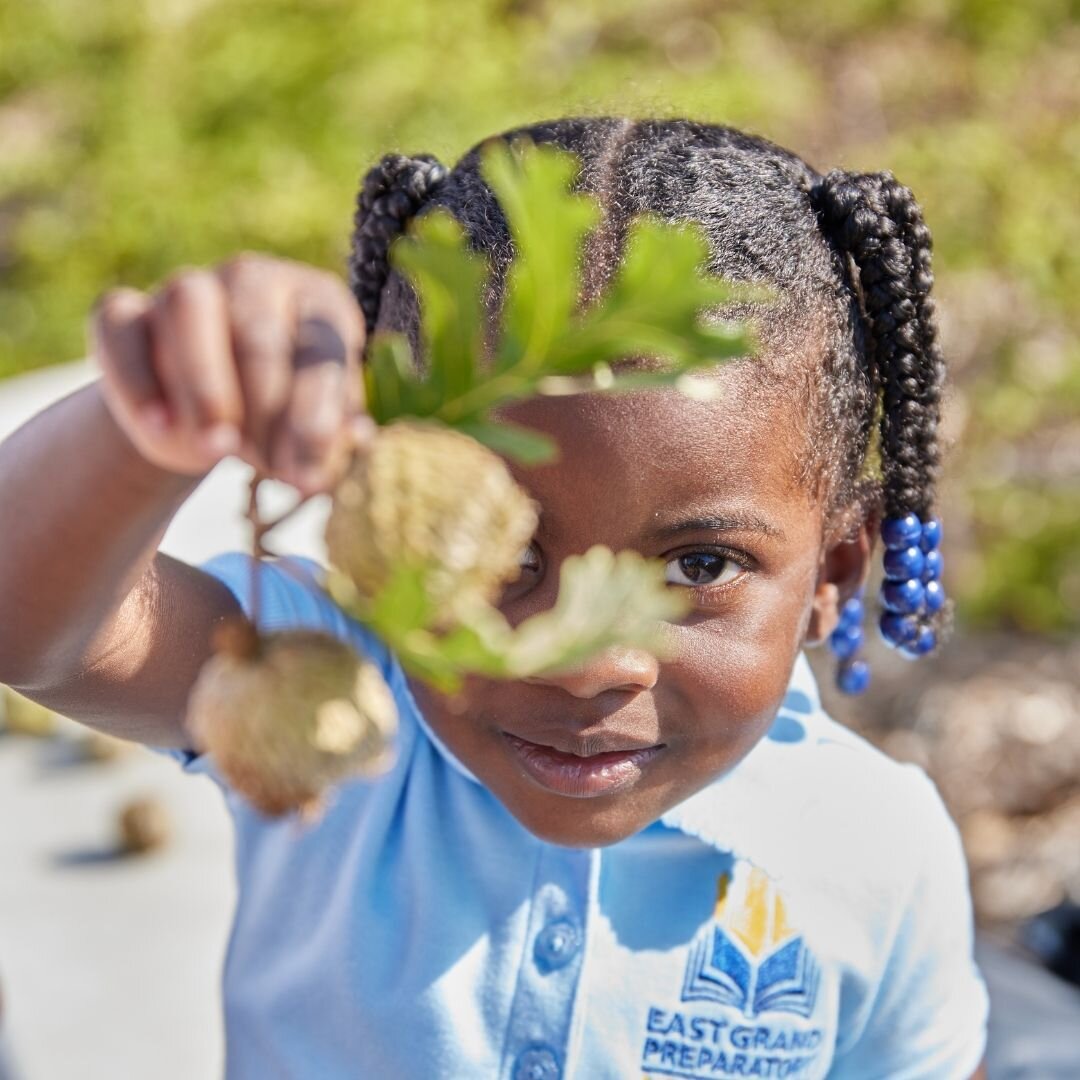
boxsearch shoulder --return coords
[767,692,988,1074]
[666,681,957,895]
[658,669,986,1075]
[815,720,989,1074]
[793,702,952,849]
[784,699,967,913]
[199,552,398,677]
[153,552,419,780]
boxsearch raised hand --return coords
[90,253,370,494]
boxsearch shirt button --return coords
[534,918,581,972]
[513,1045,561,1080]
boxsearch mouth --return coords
[501,731,665,799]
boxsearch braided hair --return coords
[347,118,950,688]
[810,171,943,522]
[349,152,450,343]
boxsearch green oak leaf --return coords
[500,545,689,677]
[362,138,757,456]
[387,209,489,406]
[479,136,601,375]
[356,546,689,691]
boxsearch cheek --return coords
[665,604,807,742]
[717,555,822,662]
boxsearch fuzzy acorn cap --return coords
[325,420,539,617]
[186,629,398,819]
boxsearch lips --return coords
[501,731,665,798]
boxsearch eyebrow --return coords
[651,513,788,543]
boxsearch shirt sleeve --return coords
[150,551,398,778]
[830,768,990,1079]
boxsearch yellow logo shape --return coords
[713,865,796,959]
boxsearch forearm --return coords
[0,380,199,690]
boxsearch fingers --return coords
[273,279,365,493]
[91,288,168,436]
[217,255,294,467]
[91,256,367,490]
[150,271,244,455]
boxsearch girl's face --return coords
[408,369,870,847]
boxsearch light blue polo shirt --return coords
[158,554,988,1079]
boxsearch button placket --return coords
[501,846,594,1080]
[512,1045,561,1080]
[534,917,581,973]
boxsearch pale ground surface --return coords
[0,361,329,1079]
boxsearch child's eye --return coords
[664,551,745,588]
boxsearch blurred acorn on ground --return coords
[185,622,398,819]
[325,420,538,621]
[118,796,172,855]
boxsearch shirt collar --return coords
[399,672,484,785]
[657,651,826,862]
[406,650,826,853]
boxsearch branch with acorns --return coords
[186,137,754,820]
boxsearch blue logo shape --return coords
[680,866,820,1019]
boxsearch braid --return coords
[348,153,449,347]
[809,170,943,521]
[810,170,949,667]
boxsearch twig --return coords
[246,473,265,629]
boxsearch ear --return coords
[805,514,876,646]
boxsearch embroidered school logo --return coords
[681,864,819,1019]
[641,862,825,1078]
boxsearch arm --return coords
[0,256,366,747]
[0,381,239,745]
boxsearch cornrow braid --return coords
[348,152,449,347]
[810,170,942,521]
[811,169,949,673]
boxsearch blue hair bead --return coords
[883,545,926,582]
[828,623,863,660]
[921,549,943,583]
[920,517,942,552]
[881,513,922,550]
[881,578,926,614]
[839,595,864,628]
[836,658,871,694]
[900,624,937,659]
[878,611,918,647]
[923,578,945,615]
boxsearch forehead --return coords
[496,363,818,540]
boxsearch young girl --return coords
[0,117,988,1078]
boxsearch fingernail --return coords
[199,424,240,458]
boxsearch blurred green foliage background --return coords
[1,0,1077,632]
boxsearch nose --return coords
[524,645,660,699]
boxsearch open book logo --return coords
[681,864,820,1019]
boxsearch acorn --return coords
[325,420,538,621]
[118,796,171,855]
[185,622,398,819]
